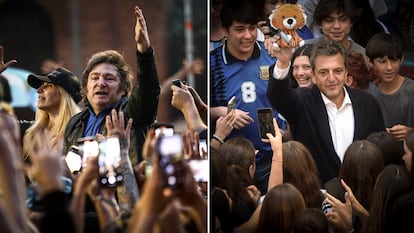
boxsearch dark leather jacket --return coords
[64,48,160,165]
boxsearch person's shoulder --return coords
[67,109,87,124]
[348,87,379,103]
[349,41,365,54]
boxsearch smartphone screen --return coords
[77,137,99,168]
[257,108,275,139]
[156,134,184,188]
[324,178,346,202]
[199,139,208,155]
[65,145,82,173]
[154,123,174,138]
[227,96,236,113]
[188,159,209,182]
[98,137,123,187]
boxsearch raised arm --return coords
[106,109,139,211]
[171,84,207,134]
[263,118,284,191]
[127,5,160,128]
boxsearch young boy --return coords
[366,32,414,145]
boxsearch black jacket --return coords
[64,48,160,165]
[267,77,385,184]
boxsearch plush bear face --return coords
[269,3,307,31]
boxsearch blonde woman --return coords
[23,67,81,161]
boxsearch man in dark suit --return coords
[266,40,385,184]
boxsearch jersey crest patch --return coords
[260,66,270,80]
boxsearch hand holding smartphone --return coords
[257,108,275,139]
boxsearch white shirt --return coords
[321,90,354,162]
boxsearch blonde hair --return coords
[24,85,81,158]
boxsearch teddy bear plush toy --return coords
[269,3,307,49]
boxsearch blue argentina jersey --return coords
[210,41,287,160]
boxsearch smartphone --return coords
[199,139,208,155]
[154,123,174,138]
[172,79,182,88]
[227,96,236,113]
[324,178,346,203]
[187,159,209,182]
[97,136,123,187]
[65,145,82,173]
[77,136,99,168]
[156,134,184,188]
[172,79,187,87]
[257,108,275,139]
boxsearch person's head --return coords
[219,137,256,178]
[339,140,385,209]
[81,50,133,114]
[346,51,374,90]
[293,208,329,233]
[313,0,360,44]
[28,67,82,107]
[257,183,306,233]
[211,0,225,27]
[211,147,228,188]
[283,141,323,208]
[25,68,81,151]
[366,131,403,166]
[220,0,259,59]
[310,40,347,106]
[365,33,404,83]
[389,191,414,233]
[289,44,313,88]
[362,164,411,233]
[403,129,414,175]
[258,0,278,19]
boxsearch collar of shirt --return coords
[222,41,261,65]
[83,100,121,137]
[321,87,352,110]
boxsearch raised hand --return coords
[134,6,151,53]
[105,109,133,152]
[0,46,17,73]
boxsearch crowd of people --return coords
[0,4,207,233]
[211,0,414,233]
[1,0,414,232]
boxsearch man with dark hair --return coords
[210,0,287,194]
[267,40,385,184]
[366,32,414,148]
[64,6,160,166]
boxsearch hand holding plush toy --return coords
[269,3,307,49]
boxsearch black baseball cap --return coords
[28,67,82,103]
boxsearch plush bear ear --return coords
[268,3,284,31]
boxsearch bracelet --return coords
[272,158,283,163]
[212,134,225,144]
